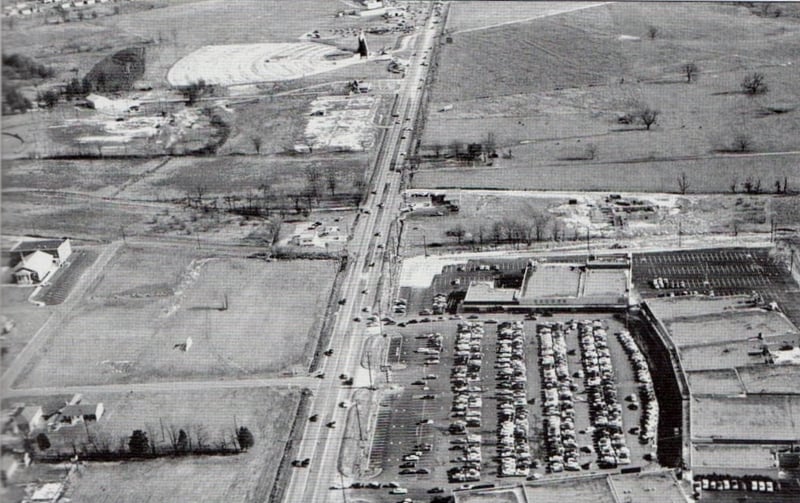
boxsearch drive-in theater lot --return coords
[341,311,657,501]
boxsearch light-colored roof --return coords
[16,405,42,422]
[13,250,52,277]
[520,264,581,299]
[464,281,516,304]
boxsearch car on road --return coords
[309,414,318,422]
[353,316,362,322]
[428,487,444,493]
[389,488,408,495]
[375,231,382,237]
[399,469,416,475]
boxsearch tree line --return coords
[31,423,255,463]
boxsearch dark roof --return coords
[61,404,99,417]
[12,239,68,253]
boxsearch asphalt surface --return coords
[281,7,442,503]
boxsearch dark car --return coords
[309,414,319,422]
[399,462,416,469]
[415,468,431,474]
[429,487,445,493]
[420,394,436,400]
[400,469,416,475]
[412,380,426,385]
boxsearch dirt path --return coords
[2,375,317,399]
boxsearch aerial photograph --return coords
[1,0,799,502]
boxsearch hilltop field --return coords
[419,1,800,194]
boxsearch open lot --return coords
[10,387,301,503]
[0,287,53,373]
[14,244,338,388]
[411,156,800,195]
[419,2,800,193]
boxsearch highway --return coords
[281,5,442,503]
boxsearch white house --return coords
[13,251,54,285]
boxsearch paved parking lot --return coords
[631,248,800,326]
[345,312,658,501]
[33,250,97,305]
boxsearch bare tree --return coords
[682,62,699,83]
[647,25,658,39]
[584,143,597,160]
[732,132,752,152]
[250,136,263,154]
[741,72,768,95]
[446,224,466,244]
[304,165,321,200]
[677,171,690,194]
[638,106,660,130]
[326,170,337,196]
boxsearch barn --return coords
[12,238,72,265]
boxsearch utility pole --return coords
[367,351,374,390]
[354,402,364,441]
[340,471,348,503]
[423,234,428,257]
[586,227,591,259]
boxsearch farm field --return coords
[420,2,800,192]
[17,387,301,503]
[445,1,606,34]
[14,244,338,388]
[411,155,800,195]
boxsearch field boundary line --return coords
[451,2,611,35]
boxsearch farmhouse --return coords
[85,94,140,115]
[12,238,71,265]
[56,403,104,426]
[12,250,54,285]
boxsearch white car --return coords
[390,488,408,495]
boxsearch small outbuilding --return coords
[14,405,44,434]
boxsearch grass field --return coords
[118,155,368,201]
[420,2,800,193]
[15,245,338,388]
[412,152,800,195]
[0,287,53,373]
[46,387,301,503]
